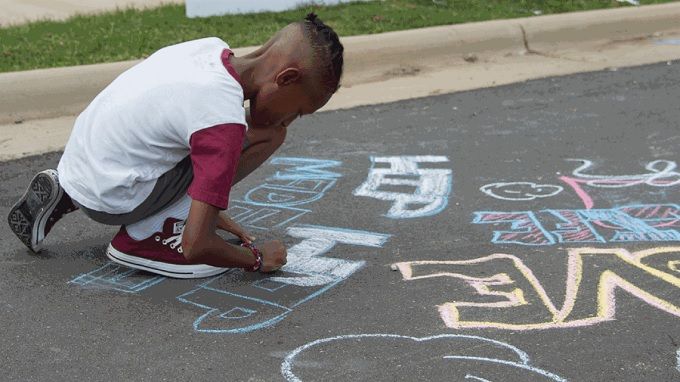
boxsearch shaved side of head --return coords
[259,14,344,95]
[241,13,344,126]
[297,13,344,94]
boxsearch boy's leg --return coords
[106,194,229,279]
[56,155,224,279]
[7,155,192,252]
[7,169,78,252]
[125,193,192,241]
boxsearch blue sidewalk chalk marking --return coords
[472,211,555,246]
[69,262,165,293]
[253,278,289,292]
[244,184,335,207]
[269,157,343,181]
[228,156,343,231]
[227,201,309,231]
[219,307,257,320]
[69,156,395,335]
[177,225,390,334]
[474,204,680,246]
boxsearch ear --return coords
[275,67,301,87]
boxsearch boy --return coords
[7,13,344,278]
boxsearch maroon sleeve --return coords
[188,123,246,210]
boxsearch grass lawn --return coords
[0,0,676,73]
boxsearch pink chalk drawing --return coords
[473,211,554,245]
[473,204,680,245]
[559,159,680,209]
[393,247,680,330]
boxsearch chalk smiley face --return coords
[480,182,564,201]
[281,334,566,381]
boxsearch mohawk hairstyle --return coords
[300,13,344,93]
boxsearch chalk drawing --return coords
[268,225,389,287]
[281,334,566,381]
[676,348,680,373]
[227,202,308,231]
[353,156,452,219]
[230,157,342,231]
[393,247,680,330]
[72,156,340,289]
[268,157,343,181]
[473,204,680,245]
[177,225,390,333]
[480,182,563,201]
[465,376,492,382]
[545,209,604,243]
[560,159,680,209]
[473,211,555,245]
[69,262,165,293]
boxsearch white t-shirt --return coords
[58,37,246,214]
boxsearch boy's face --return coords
[250,68,330,128]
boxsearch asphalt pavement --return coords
[1,61,679,381]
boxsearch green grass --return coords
[0,0,676,73]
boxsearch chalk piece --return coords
[390,264,398,271]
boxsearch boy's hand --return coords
[217,214,256,244]
[259,240,288,273]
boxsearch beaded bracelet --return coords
[241,242,262,272]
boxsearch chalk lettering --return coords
[69,262,165,293]
[393,247,680,330]
[474,204,680,246]
[353,156,452,219]
[232,156,342,230]
[177,225,390,333]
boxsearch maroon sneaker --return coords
[7,169,78,252]
[107,218,228,279]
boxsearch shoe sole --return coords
[7,170,62,252]
[107,244,229,279]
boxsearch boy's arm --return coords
[182,199,287,272]
[183,123,287,271]
[182,199,255,267]
[233,108,288,185]
[216,212,256,244]
[222,123,285,245]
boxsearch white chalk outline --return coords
[465,375,492,382]
[480,182,564,201]
[567,159,680,188]
[281,333,567,382]
[353,156,453,219]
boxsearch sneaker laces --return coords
[160,222,184,253]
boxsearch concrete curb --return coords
[1,2,680,125]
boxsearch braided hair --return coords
[300,13,344,94]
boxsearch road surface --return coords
[1,61,679,381]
